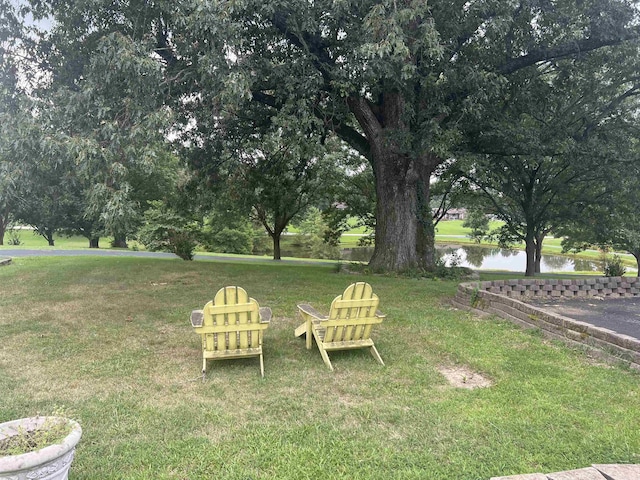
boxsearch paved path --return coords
[491,463,640,479]
[0,249,336,266]
[528,296,640,341]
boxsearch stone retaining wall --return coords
[0,258,11,267]
[454,277,640,370]
[490,463,640,479]
[466,276,640,299]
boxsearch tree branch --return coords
[498,34,639,75]
[154,17,178,68]
[333,122,370,160]
[271,9,334,85]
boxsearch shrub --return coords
[297,207,341,259]
[603,253,626,277]
[200,214,255,255]
[137,202,199,261]
[251,230,272,255]
[206,227,253,255]
[6,229,22,246]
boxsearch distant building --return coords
[441,208,467,221]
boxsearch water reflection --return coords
[341,245,603,273]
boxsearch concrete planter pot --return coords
[0,417,82,480]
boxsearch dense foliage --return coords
[1,0,639,272]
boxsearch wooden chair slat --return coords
[295,282,385,371]
[191,286,271,377]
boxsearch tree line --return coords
[1,0,639,275]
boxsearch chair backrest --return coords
[201,286,263,351]
[325,282,380,343]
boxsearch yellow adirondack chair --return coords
[190,286,272,377]
[294,282,385,371]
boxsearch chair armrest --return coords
[375,310,386,319]
[297,303,328,320]
[259,307,272,323]
[190,309,204,327]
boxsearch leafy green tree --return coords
[296,206,341,260]
[166,0,640,272]
[23,0,640,271]
[560,149,640,276]
[224,128,342,260]
[32,28,176,247]
[0,0,27,245]
[321,146,376,246]
[13,149,75,246]
[0,116,21,245]
[1,98,81,246]
[462,207,490,244]
[137,201,199,261]
[62,207,104,248]
[457,51,640,276]
[73,34,174,246]
[201,203,256,255]
[0,98,74,246]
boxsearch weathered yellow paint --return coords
[295,282,385,371]
[191,286,271,378]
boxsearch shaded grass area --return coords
[1,257,639,479]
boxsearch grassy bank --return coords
[1,257,638,479]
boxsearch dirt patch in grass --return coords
[437,365,493,389]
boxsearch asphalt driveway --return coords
[527,296,640,340]
[0,248,333,266]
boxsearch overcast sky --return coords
[8,0,54,31]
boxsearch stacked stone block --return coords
[453,277,640,370]
[465,277,640,299]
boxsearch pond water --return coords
[341,245,604,273]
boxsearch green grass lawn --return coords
[0,230,124,250]
[434,219,503,236]
[1,257,639,479]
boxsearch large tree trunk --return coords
[632,251,640,277]
[368,150,438,271]
[89,237,100,248]
[348,94,441,272]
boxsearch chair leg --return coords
[259,353,265,378]
[295,317,313,349]
[305,319,313,350]
[318,346,334,371]
[202,357,208,373]
[294,321,307,337]
[370,345,385,366]
[314,331,334,371]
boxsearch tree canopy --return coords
[455,48,640,275]
[3,0,640,270]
